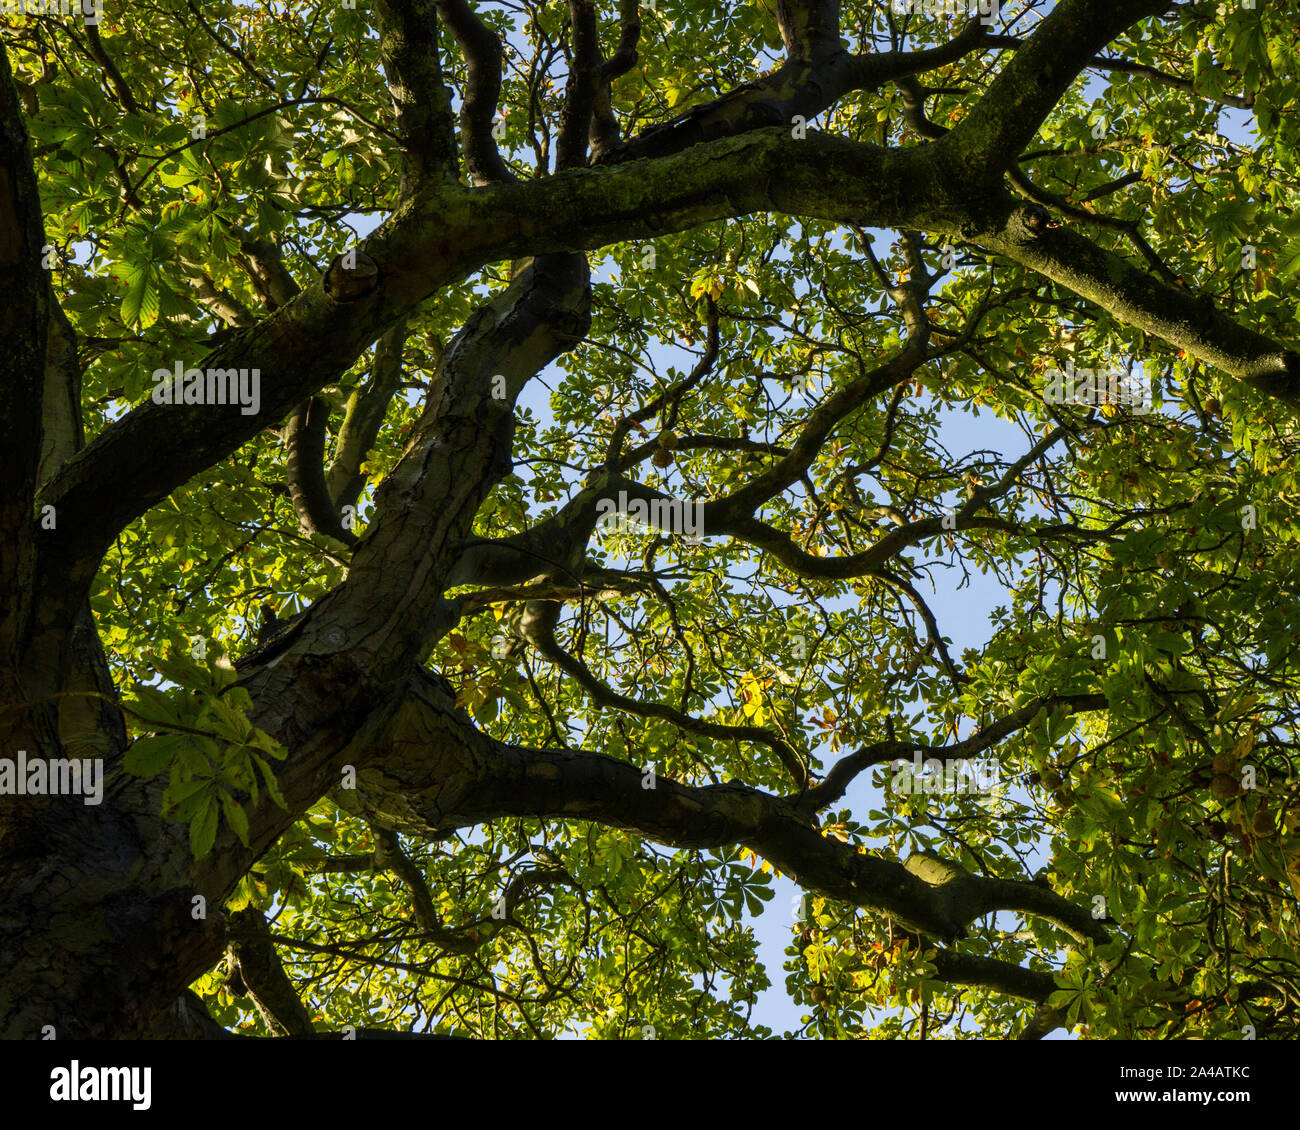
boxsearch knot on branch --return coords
[1022,204,1051,234]
[903,851,976,940]
[325,251,380,302]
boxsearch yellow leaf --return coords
[1286,856,1300,902]
[1232,727,1257,759]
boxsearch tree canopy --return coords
[3,0,1300,1040]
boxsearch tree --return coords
[2,0,1299,1041]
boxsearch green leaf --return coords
[219,789,251,847]
[120,263,160,329]
[190,796,220,859]
[123,734,184,777]
[252,754,288,810]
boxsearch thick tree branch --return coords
[327,319,409,514]
[945,0,1171,180]
[0,45,53,645]
[932,949,1057,1005]
[970,195,1300,405]
[556,0,600,171]
[602,0,642,80]
[284,396,357,546]
[349,671,1110,955]
[227,907,316,1037]
[435,0,513,184]
[589,0,642,157]
[230,253,593,821]
[375,0,459,189]
[597,17,991,166]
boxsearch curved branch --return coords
[801,692,1109,813]
[435,0,513,183]
[227,907,316,1037]
[352,671,1111,954]
[588,0,642,157]
[284,396,357,546]
[596,17,992,166]
[877,568,965,688]
[709,343,924,519]
[83,21,144,114]
[1090,54,1253,110]
[327,319,409,514]
[556,0,601,171]
[606,295,720,468]
[516,598,808,786]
